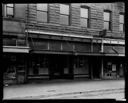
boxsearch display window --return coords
[28,55,49,75]
[74,56,89,75]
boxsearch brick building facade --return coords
[2,3,125,84]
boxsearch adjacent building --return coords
[3,3,125,84]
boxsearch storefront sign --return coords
[103,40,111,43]
[3,46,30,53]
[110,40,118,44]
[118,41,125,45]
[93,39,125,45]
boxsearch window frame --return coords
[119,13,124,32]
[80,6,89,28]
[103,10,111,30]
[5,4,14,17]
[60,3,70,25]
[36,3,49,23]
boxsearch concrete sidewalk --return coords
[3,79,125,99]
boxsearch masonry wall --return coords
[26,3,125,39]
[2,3,125,41]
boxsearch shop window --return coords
[60,4,70,25]
[4,55,16,80]
[119,13,124,32]
[29,56,49,75]
[103,11,111,30]
[4,4,14,17]
[80,7,89,27]
[37,3,48,22]
[74,57,89,75]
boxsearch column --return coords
[100,57,104,79]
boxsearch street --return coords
[39,88,124,100]
[3,79,125,100]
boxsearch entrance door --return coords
[49,55,73,79]
[92,57,101,79]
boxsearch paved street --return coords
[40,88,124,100]
[3,79,125,100]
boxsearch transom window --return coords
[60,4,70,25]
[119,14,124,32]
[103,11,111,30]
[80,7,89,27]
[37,4,48,22]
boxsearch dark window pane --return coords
[80,18,88,27]
[104,21,109,30]
[104,12,110,21]
[37,11,47,22]
[80,8,88,18]
[7,7,13,16]
[60,15,69,25]
[37,4,47,11]
[119,14,124,23]
[60,4,69,15]
[119,24,124,31]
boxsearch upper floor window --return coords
[37,4,48,22]
[103,11,111,30]
[60,4,70,25]
[4,4,14,17]
[119,14,124,32]
[80,7,89,27]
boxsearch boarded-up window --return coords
[37,4,48,22]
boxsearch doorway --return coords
[92,57,101,79]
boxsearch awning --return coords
[103,46,125,57]
[30,50,125,57]
[3,46,30,53]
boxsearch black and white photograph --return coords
[2,2,126,101]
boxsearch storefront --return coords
[103,57,125,79]
[3,46,30,85]
[74,56,90,78]
[27,54,74,80]
[3,53,28,85]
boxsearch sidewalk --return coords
[3,79,125,99]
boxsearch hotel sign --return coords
[93,39,125,45]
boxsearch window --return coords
[5,4,14,17]
[103,11,111,30]
[37,4,48,22]
[80,7,89,27]
[60,4,70,25]
[119,14,124,32]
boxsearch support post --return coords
[100,57,104,79]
